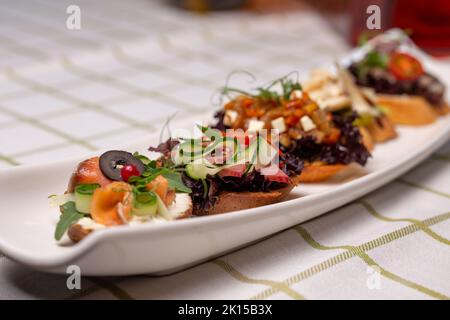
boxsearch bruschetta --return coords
[149,127,302,215]
[212,75,370,182]
[52,131,302,242]
[51,150,194,243]
[302,67,397,151]
[347,36,448,125]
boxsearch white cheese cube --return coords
[247,119,265,132]
[223,110,238,126]
[300,115,317,132]
[270,117,286,133]
[290,89,303,100]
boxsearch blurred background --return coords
[0,0,449,167]
[1,0,449,70]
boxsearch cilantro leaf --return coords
[54,201,84,241]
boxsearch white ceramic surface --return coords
[0,31,449,276]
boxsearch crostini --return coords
[347,35,449,125]
[302,68,397,151]
[149,126,303,215]
[51,150,193,243]
[212,75,370,182]
[52,130,302,242]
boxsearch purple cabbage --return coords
[348,62,445,107]
[283,113,371,166]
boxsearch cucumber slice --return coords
[156,194,170,220]
[244,140,258,165]
[132,191,158,216]
[221,137,241,163]
[74,184,100,214]
[185,162,221,180]
[257,136,278,166]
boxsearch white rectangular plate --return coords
[0,31,449,275]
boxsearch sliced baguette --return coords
[435,102,450,116]
[365,115,397,143]
[68,223,93,243]
[376,94,438,125]
[359,126,374,151]
[294,163,346,183]
[194,184,295,216]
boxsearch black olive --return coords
[99,150,145,181]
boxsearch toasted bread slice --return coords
[68,224,93,243]
[194,184,295,216]
[365,115,397,143]
[294,163,346,183]
[435,102,450,116]
[376,94,438,126]
[67,193,193,243]
[359,127,374,151]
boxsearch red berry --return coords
[120,164,140,182]
[244,135,250,146]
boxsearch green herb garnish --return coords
[129,167,191,193]
[355,50,389,78]
[132,152,153,166]
[75,183,100,195]
[201,179,208,199]
[221,73,302,104]
[54,201,84,241]
[353,114,375,127]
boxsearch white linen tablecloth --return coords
[0,0,449,300]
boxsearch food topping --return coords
[120,164,141,182]
[213,75,370,168]
[247,119,265,132]
[348,41,445,107]
[388,52,424,81]
[74,183,100,214]
[99,150,145,181]
[67,157,111,193]
[271,117,287,133]
[300,115,316,132]
[90,181,133,226]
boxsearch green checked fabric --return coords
[0,0,449,300]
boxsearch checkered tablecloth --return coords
[0,0,449,300]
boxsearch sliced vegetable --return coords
[132,191,158,217]
[49,193,75,207]
[388,52,423,81]
[55,201,84,241]
[155,194,170,220]
[257,136,278,166]
[99,150,144,181]
[185,162,221,180]
[74,183,100,214]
